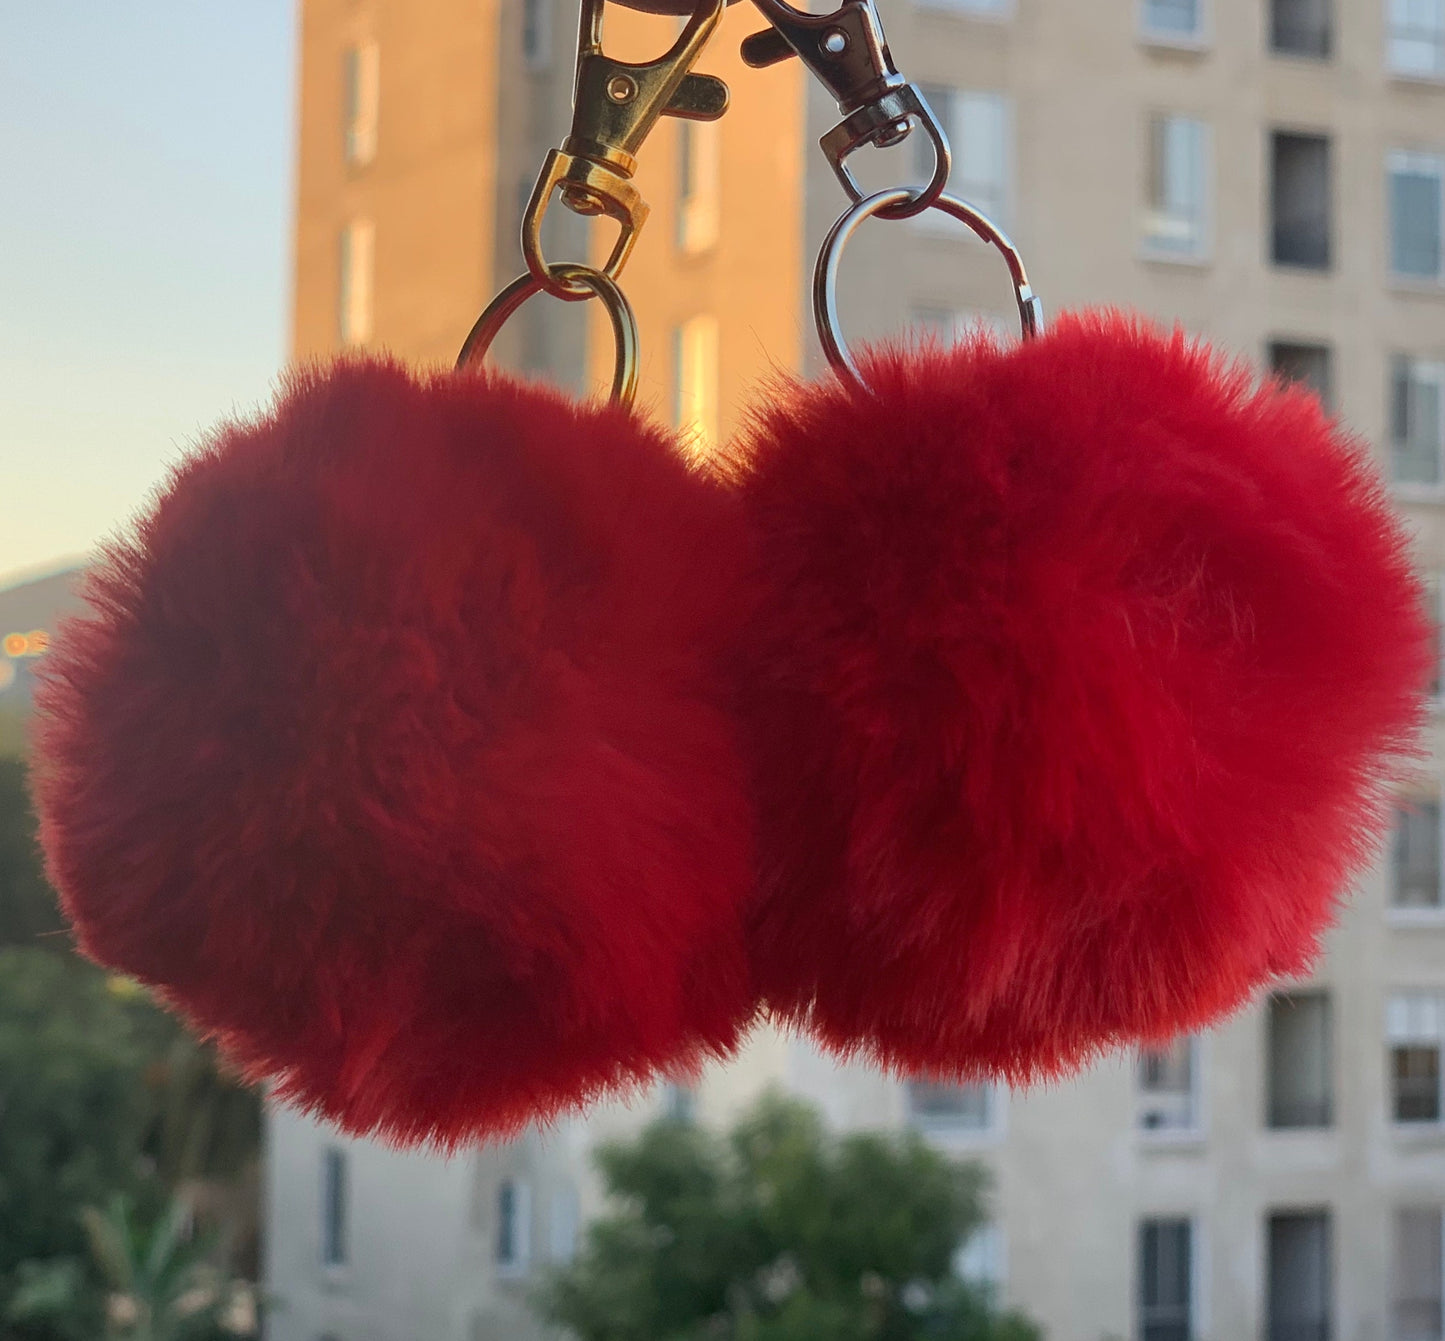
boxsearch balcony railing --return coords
[1273,220,1331,270]
[1142,1321,1191,1341]
[1268,1096,1333,1130]
[1268,1319,1331,1341]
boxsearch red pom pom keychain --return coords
[732,186,1434,1081]
[30,0,1436,1148]
[36,266,756,1147]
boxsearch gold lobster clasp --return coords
[524,0,731,298]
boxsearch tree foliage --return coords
[538,1095,1041,1341]
[0,757,66,951]
[5,1194,250,1341]
[0,757,261,1341]
[0,950,159,1297]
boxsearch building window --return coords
[1138,1037,1200,1134]
[907,1081,995,1132]
[1392,357,1445,486]
[1394,1208,1445,1341]
[1269,341,1334,411]
[1138,1218,1193,1341]
[1389,994,1445,1125]
[1267,1211,1332,1341]
[1271,132,1332,270]
[1390,0,1445,79]
[522,0,551,68]
[1398,1046,1443,1124]
[954,1222,1004,1292]
[1392,800,1444,909]
[549,1184,580,1263]
[342,41,380,167]
[674,314,720,450]
[677,120,721,254]
[1140,0,1205,43]
[1390,152,1445,283]
[916,88,1010,228]
[338,220,375,347]
[1271,0,1332,56]
[321,1147,348,1268]
[1144,115,1211,259]
[1267,993,1333,1129]
[496,1178,532,1274]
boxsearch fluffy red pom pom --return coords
[34,359,756,1145]
[732,311,1433,1081]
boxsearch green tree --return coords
[538,1095,1040,1341]
[0,757,66,951]
[5,1196,250,1341]
[0,949,158,1301]
[0,756,262,1340]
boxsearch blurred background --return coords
[4,1,1445,1338]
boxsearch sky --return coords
[0,5,295,587]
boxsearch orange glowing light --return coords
[2,630,49,657]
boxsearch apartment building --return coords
[267,1,1445,1338]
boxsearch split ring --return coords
[456,262,640,407]
[813,187,1045,389]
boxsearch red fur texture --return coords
[34,359,756,1146]
[731,311,1433,1081]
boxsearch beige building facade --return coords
[268,1,1445,1338]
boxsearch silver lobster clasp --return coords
[740,0,950,218]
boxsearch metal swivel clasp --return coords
[523,0,731,298]
[741,0,951,218]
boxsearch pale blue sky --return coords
[0,4,295,586]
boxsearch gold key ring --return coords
[813,187,1046,390]
[457,262,641,407]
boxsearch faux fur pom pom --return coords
[35,360,757,1145]
[732,312,1433,1081]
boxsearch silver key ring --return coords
[813,187,1046,390]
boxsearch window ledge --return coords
[1270,261,1335,275]
[1139,30,1211,53]
[1389,275,1445,296]
[1268,48,1334,64]
[318,1265,352,1292]
[1388,908,1445,927]
[1390,68,1445,88]
[494,1262,532,1282]
[1138,1129,1207,1150]
[1392,483,1445,504]
[1392,1121,1445,1143]
[1138,246,1213,269]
